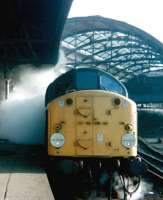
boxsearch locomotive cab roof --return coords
[45,68,127,105]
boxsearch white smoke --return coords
[0,96,45,144]
[112,174,154,200]
[9,50,68,101]
[9,67,55,100]
[72,173,154,200]
[0,51,68,144]
[130,179,153,200]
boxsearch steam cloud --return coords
[0,51,68,144]
[130,180,153,200]
[112,173,153,200]
[82,174,154,200]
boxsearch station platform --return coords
[1,141,162,200]
[0,142,54,200]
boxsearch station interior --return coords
[0,1,163,200]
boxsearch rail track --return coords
[138,137,163,182]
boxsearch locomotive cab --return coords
[45,68,137,158]
[45,68,127,105]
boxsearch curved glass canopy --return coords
[61,16,163,82]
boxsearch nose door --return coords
[92,96,112,156]
[75,96,93,156]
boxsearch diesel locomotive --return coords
[45,68,141,199]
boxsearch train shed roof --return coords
[62,16,163,82]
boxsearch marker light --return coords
[122,133,137,149]
[50,133,65,148]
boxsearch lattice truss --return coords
[61,16,163,82]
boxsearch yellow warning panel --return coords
[48,90,137,158]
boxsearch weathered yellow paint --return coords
[48,90,137,158]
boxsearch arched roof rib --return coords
[61,16,163,82]
[64,38,154,57]
[62,16,163,56]
[116,65,163,81]
[81,49,159,64]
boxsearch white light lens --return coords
[121,133,137,149]
[50,133,65,148]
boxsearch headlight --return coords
[121,133,137,149]
[50,132,65,148]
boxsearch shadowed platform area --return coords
[0,142,54,200]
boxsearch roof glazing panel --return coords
[62,16,163,82]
